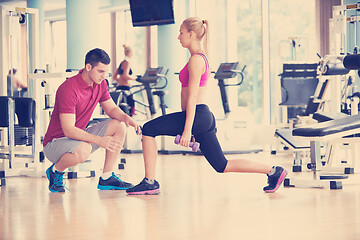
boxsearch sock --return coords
[267,166,276,176]
[101,172,113,180]
[145,178,154,184]
[53,164,65,173]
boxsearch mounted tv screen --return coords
[129,0,175,27]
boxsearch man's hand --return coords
[97,136,123,152]
[122,114,141,135]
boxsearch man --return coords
[43,48,140,192]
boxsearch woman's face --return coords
[178,24,191,48]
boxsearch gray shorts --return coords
[43,119,111,164]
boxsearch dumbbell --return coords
[174,135,200,152]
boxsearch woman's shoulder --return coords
[188,53,207,67]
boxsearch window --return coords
[115,10,146,76]
[44,20,67,72]
[269,0,316,124]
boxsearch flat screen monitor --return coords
[129,0,175,27]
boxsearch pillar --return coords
[27,0,44,70]
[157,0,189,110]
[66,0,99,70]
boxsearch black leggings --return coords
[142,104,228,173]
[116,85,135,116]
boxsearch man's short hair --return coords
[85,48,111,67]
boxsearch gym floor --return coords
[1,151,360,240]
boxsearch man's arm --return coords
[60,113,102,145]
[59,113,123,152]
[100,99,140,134]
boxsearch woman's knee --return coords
[73,142,92,163]
[212,160,228,173]
[142,121,156,137]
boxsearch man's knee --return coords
[108,119,126,137]
[73,142,92,164]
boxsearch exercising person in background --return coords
[126,17,287,195]
[7,68,28,97]
[43,48,140,193]
[113,44,136,116]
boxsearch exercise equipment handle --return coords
[223,65,246,87]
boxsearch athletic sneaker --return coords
[46,164,66,193]
[126,178,160,195]
[263,166,287,193]
[97,173,134,190]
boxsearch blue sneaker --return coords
[97,173,133,190]
[126,178,160,195]
[263,166,287,193]
[46,164,66,193]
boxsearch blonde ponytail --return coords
[202,19,208,56]
[123,44,132,57]
[182,17,209,55]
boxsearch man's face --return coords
[87,62,109,85]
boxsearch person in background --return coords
[7,68,27,97]
[112,44,137,116]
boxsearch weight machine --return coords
[0,6,42,186]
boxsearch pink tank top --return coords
[179,53,210,87]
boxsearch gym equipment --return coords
[274,54,354,172]
[212,62,263,154]
[343,53,360,70]
[284,114,360,189]
[279,63,319,121]
[111,67,169,119]
[0,6,45,184]
[136,67,169,116]
[174,135,200,152]
[214,62,246,116]
[111,67,169,154]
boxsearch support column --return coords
[66,0,99,69]
[27,0,43,71]
[157,0,189,110]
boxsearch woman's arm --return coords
[112,68,120,83]
[120,61,136,81]
[180,55,204,147]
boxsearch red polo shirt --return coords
[43,69,111,147]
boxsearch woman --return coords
[112,45,136,116]
[126,17,287,195]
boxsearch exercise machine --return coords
[114,67,171,154]
[0,6,44,186]
[283,50,360,189]
[109,67,169,120]
[214,62,246,116]
[211,62,263,154]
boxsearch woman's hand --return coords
[180,130,192,147]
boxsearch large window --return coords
[236,0,263,122]
[44,20,67,72]
[269,0,316,124]
[115,10,146,77]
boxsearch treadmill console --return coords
[137,67,168,83]
[214,62,240,79]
